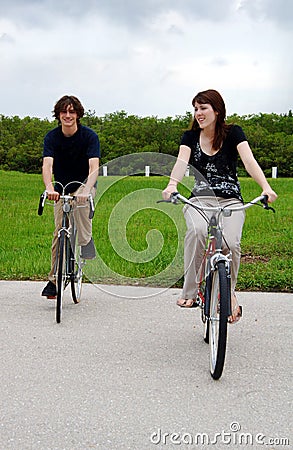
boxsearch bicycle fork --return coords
[202,260,232,324]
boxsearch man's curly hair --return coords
[53,95,85,125]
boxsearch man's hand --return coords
[46,189,60,201]
[76,189,90,204]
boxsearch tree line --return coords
[0,110,292,177]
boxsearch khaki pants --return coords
[181,196,245,299]
[48,186,96,282]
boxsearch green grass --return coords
[0,170,292,292]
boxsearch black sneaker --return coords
[80,238,96,259]
[41,281,57,298]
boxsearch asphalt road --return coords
[1,281,292,450]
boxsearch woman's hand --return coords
[162,184,177,201]
[261,189,278,203]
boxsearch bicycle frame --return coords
[197,212,232,318]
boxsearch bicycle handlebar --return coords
[38,191,95,218]
[158,192,275,213]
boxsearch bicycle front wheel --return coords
[56,230,67,323]
[70,229,83,304]
[203,272,212,344]
[209,260,230,380]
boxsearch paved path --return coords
[1,281,292,450]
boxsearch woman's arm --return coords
[162,145,191,200]
[237,141,278,203]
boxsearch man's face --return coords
[59,104,78,129]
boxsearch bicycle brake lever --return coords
[264,204,275,213]
[38,192,47,216]
[89,195,95,219]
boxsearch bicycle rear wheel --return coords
[56,231,67,323]
[209,260,230,380]
[70,228,83,304]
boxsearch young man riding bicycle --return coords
[41,95,100,298]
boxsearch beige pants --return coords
[48,186,96,282]
[181,196,245,299]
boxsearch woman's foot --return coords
[176,298,198,308]
[228,295,242,324]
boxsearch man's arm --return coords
[86,157,100,191]
[42,156,60,201]
[76,157,100,203]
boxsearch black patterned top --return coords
[181,125,247,201]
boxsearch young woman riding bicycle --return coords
[162,89,277,323]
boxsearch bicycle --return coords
[38,181,95,323]
[159,192,275,379]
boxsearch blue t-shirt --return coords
[181,125,247,201]
[43,124,100,193]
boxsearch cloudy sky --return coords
[0,0,292,119]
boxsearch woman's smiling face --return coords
[194,102,218,129]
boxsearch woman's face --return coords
[194,101,218,129]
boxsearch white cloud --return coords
[0,0,292,118]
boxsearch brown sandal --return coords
[176,298,198,308]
